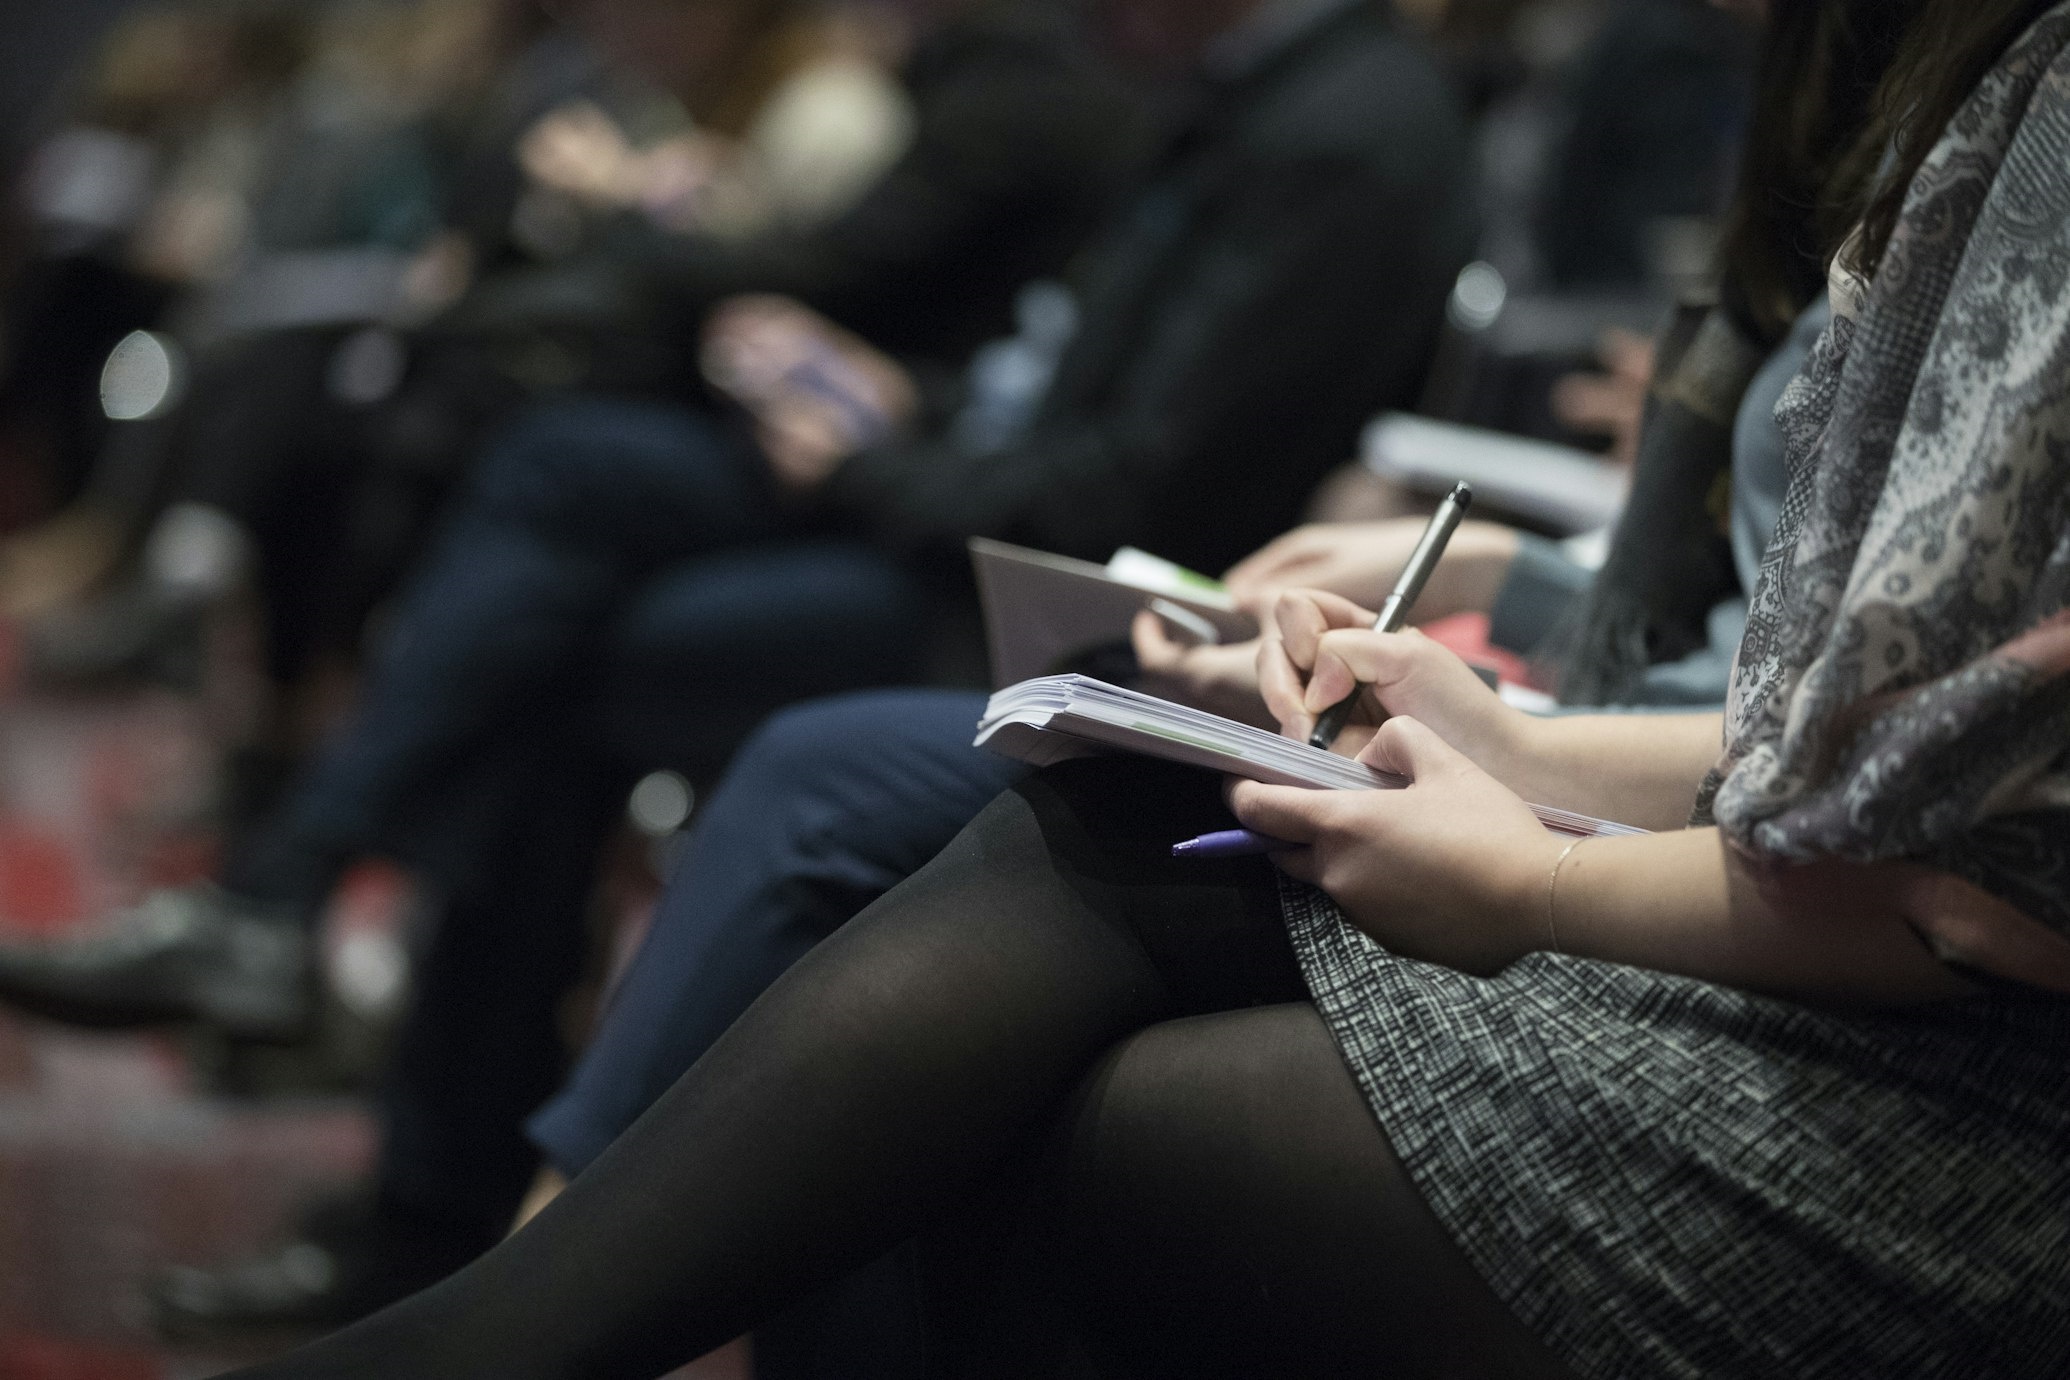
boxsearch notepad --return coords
[969,538,1257,687]
[976,674,1645,839]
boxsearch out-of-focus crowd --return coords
[0,0,1745,675]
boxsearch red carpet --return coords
[0,638,743,1377]
[0,675,375,1377]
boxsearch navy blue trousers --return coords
[523,690,1026,1378]
[241,397,921,892]
[528,688,1026,1175]
[234,398,929,1240]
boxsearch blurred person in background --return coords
[514,0,912,240]
[1,0,908,670]
[1495,0,1755,296]
[1,0,1138,799]
[0,0,308,530]
[0,0,545,653]
[1304,0,1754,539]
[0,0,895,634]
[1405,0,1753,298]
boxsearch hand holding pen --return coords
[1306,482,1472,750]
[1175,482,1474,858]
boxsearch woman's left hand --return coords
[1227,716,1563,975]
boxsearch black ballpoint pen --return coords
[1307,481,1474,751]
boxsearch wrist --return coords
[1538,835,1591,956]
[1489,829,1571,969]
[1475,697,1544,796]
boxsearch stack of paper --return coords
[977,675,1645,839]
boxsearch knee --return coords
[467,399,706,530]
[1048,1004,1408,1294]
[1048,1008,1570,1379]
[740,691,982,784]
[724,691,1009,871]
[1063,1005,1347,1210]
[1020,1009,1352,1368]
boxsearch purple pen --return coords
[1171,829,1293,859]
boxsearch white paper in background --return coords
[1361,412,1629,536]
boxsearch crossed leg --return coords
[224,760,1574,1380]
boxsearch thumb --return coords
[1225,779,1337,846]
[1354,716,1469,782]
[1131,608,1181,669]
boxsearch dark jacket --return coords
[629,0,1149,366]
[1534,0,1755,289]
[824,0,1478,577]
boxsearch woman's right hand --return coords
[1259,588,1533,779]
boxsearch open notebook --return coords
[976,675,1645,839]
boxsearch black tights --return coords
[226,761,1573,1379]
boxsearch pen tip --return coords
[1448,481,1474,510]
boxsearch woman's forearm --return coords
[1494,712,1723,831]
[1545,829,1975,1007]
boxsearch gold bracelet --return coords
[1546,837,1588,955]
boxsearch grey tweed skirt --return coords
[1278,880,2070,1379]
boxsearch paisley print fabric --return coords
[1696,6,2070,966]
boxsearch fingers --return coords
[1599,326,1657,382]
[1355,716,1469,781]
[1256,633,1314,739]
[703,311,794,399]
[1548,371,1631,435]
[1300,625,1453,717]
[1268,846,1321,884]
[1224,527,1323,593]
[1131,608,1182,670]
[721,292,815,324]
[1258,587,1382,739]
[1273,587,1378,674]
[704,295,819,363]
[709,297,910,436]
[1299,625,1410,715]
[757,401,851,490]
[1226,779,1339,845]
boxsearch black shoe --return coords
[150,1195,488,1341]
[0,885,314,1040]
